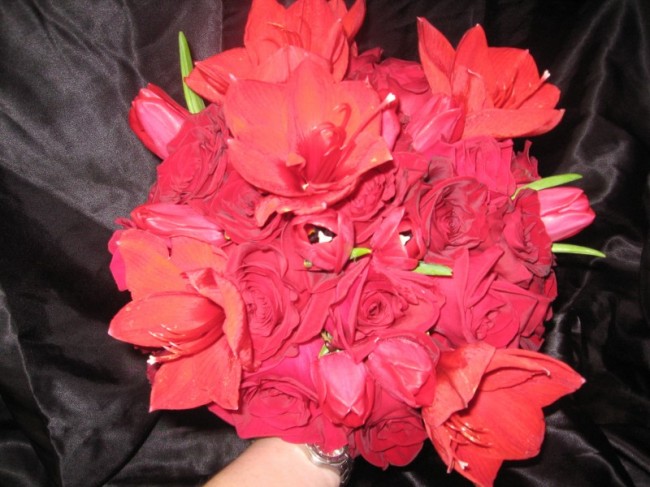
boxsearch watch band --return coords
[304,443,354,486]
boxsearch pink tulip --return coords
[537,187,595,241]
[129,84,189,159]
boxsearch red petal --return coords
[150,337,241,410]
[170,236,226,273]
[108,293,223,347]
[114,229,186,299]
[463,107,564,138]
[187,48,253,102]
[426,342,495,426]
[453,26,494,94]
[417,18,454,95]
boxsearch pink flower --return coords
[312,350,375,428]
[365,333,439,408]
[127,203,226,246]
[537,187,596,241]
[423,342,584,486]
[129,84,189,159]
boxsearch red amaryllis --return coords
[423,342,584,486]
[417,20,564,139]
[223,60,392,224]
[129,83,189,159]
[149,104,228,204]
[537,187,596,241]
[108,230,248,410]
[186,0,366,101]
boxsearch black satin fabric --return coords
[1,1,648,485]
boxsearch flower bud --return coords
[537,187,595,241]
[129,84,189,159]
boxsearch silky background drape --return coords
[1,1,648,485]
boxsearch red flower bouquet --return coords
[108,1,602,485]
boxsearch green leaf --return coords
[350,247,372,260]
[413,262,453,276]
[551,243,606,258]
[513,173,583,198]
[179,31,206,114]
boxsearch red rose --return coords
[225,243,317,365]
[335,164,397,224]
[453,137,516,196]
[210,339,349,451]
[434,248,554,349]
[352,388,427,468]
[282,210,354,273]
[496,189,553,285]
[149,104,228,204]
[408,177,491,258]
[323,259,442,351]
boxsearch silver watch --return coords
[304,443,354,485]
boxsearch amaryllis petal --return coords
[464,107,564,139]
[150,337,241,411]
[169,236,227,274]
[110,229,187,300]
[426,343,494,426]
[185,269,254,369]
[417,18,454,94]
[187,48,254,102]
[108,293,224,348]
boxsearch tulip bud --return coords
[537,187,595,241]
[130,203,225,245]
[129,84,189,159]
[312,351,374,428]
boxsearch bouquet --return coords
[108,1,602,484]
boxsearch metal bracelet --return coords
[304,443,353,486]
